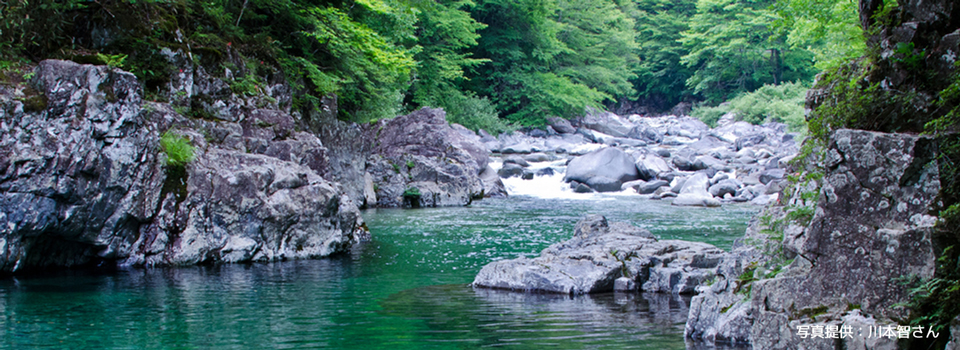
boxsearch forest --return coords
[0,0,862,131]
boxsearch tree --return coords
[630,0,698,110]
[679,0,817,103]
[772,0,865,70]
[467,0,638,125]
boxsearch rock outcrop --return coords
[364,107,494,207]
[472,215,726,295]
[0,60,365,273]
[685,129,940,348]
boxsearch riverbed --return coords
[0,180,758,349]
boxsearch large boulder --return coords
[581,107,635,137]
[546,117,576,134]
[472,215,724,294]
[635,154,672,181]
[672,172,721,207]
[0,60,364,273]
[563,147,640,192]
[365,107,488,207]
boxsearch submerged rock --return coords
[472,215,725,295]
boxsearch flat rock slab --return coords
[473,215,725,295]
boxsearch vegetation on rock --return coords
[160,130,195,168]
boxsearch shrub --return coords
[433,91,513,135]
[160,130,195,168]
[692,82,809,133]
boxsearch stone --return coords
[572,182,594,193]
[582,107,634,137]
[479,165,507,198]
[635,154,672,181]
[0,60,364,272]
[365,107,487,207]
[614,277,637,291]
[546,117,576,134]
[673,173,721,207]
[758,168,786,184]
[498,163,524,178]
[638,180,669,194]
[523,153,554,162]
[473,216,723,295]
[564,147,640,192]
[627,124,664,143]
[503,155,530,167]
[708,179,740,198]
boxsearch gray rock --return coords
[503,156,530,167]
[621,179,647,192]
[546,117,576,134]
[365,107,487,207]
[635,154,672,180]
[479,165,507,198]
[627,124,664,143]
[572,182,594,193]
[673,156,697,171]
[637,180,669,194]
[498,163,524,178]
[758,168,786,184]
[686,129,941,348]
[535,167,556,176]
[473,215,722,295]
[614,277,637,291]
[708,179,739,198]
[0,60,364,272]
[564,147,639,192]
[673,173,721,207]
[501,142,535,154]
[523,153,554,162]
[576,128,617,144]
[665,117,709,139]
[582,107,634,137]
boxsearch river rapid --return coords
[0,171,758,349]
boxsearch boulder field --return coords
[487,108,798,207]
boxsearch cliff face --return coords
[0,53,494,273]
[0,60,365,272]
[685,0,958,347]
[685,129,940,348]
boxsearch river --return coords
[0,172,757,349]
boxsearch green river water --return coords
[0,193,757,349]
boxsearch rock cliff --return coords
[685,129,941,348]
[0,57,495,273]
[0,60,366,272]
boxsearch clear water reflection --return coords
[0,196,756,349]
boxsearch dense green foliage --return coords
[679,0,817,104]
[692,82,808,132]
[0,0,861,127]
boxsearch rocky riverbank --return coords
[0,57,500,273]
[485,107,798,207]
